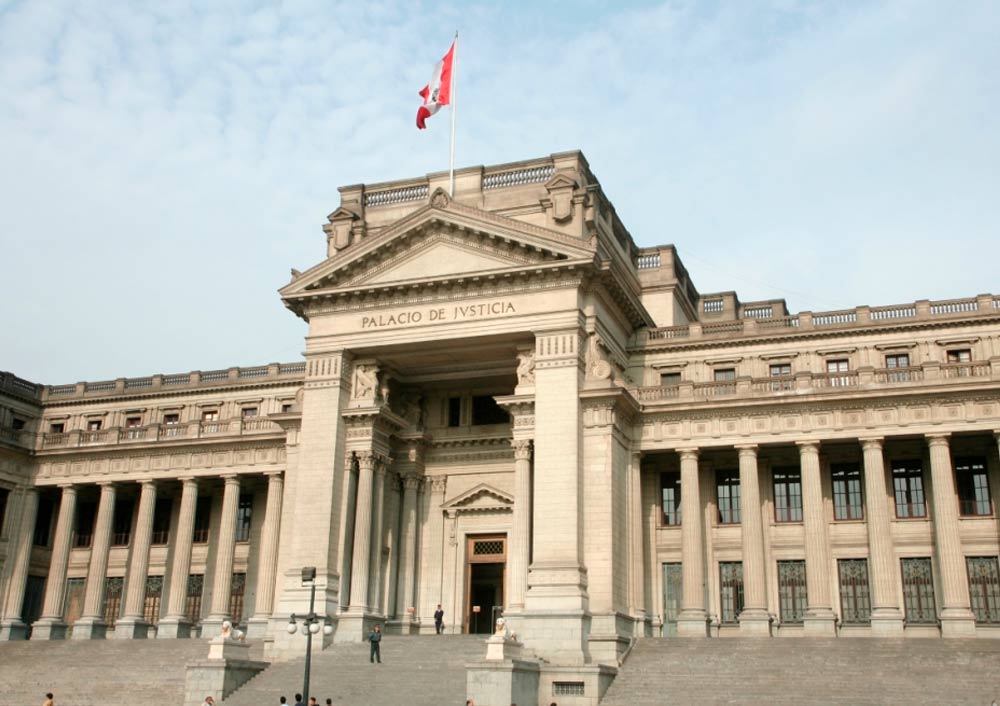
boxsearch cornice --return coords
[37,377,304,411]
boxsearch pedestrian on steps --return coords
[42,693,54,706]
[368,623,383,663]
[434,604,445,634]
[294,693,303,705]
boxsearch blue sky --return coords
[2,1,998,383]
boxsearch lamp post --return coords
[286,567,334,705]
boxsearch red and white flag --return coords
[416,40,455,129]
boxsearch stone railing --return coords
[482,164,555,190]
[0,426,35,449]
[39,417,283,451]
[633,360,997,405]
[0,372,42,399]
[364,183,430,208]
[636,294,998,345]
[39,362,305,402]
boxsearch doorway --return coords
[464,534,506,634]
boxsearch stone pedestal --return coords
[870,609,905,637]
[70,617,108,640]
[676,611,710,637]
[183,638,268,706]
[156,618,193,639]
[29,619,68,640]
[334,612,381,642]
[466,659,540,706]
[738,610,772,636]
[940,609,979,637]
[803,611,838,636]
[112,617,152,639]
[0,620,29,641]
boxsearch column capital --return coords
[401,474,422,491]
[735,443,758,457]
[263,470,284,479]
[96,480,116,488]
[57,483,77,491]
[796,440,821,453]
[137,478,157,488]
[676,447,700,461]
[429,476,447,494]
[179,476,198,485]
[926,433,952,447]
[860,436,885,451]
[221,474,240,485]
[511,438,533,460]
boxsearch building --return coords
[1,151,999,696]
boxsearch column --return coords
[861,437,904,635]
[204,475,240,636]
[508,440,533,612]
[927,434,977,636]
[736,445,770,634]
[73,482,116,639]
[797,441,836,635]
[348,452,376,612]
[32,484,77,640]
[115,480,157,638]
[626,452,644,624]
[367,460,387,612]
[420,476,447,633]
[158,478,198,638]
[677,448,709,637]
[0,488,38,640]
[396,474,420,627]
[249,472,284,636]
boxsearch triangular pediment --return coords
[441,483,514,515]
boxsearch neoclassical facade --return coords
[1,152,999,680]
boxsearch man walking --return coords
[434,604,445,634]
[367,623,383,663]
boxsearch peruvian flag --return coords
[416,40,455,130]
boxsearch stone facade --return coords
[2,152,999,699]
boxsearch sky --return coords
[1,0,998,384]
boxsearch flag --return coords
[416,40,456,130]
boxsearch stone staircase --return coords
[223,634,485,706]
[601,638,1000,706]
[0,638,212,706]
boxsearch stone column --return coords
[927,434,977,636]
[367,460,388,613]
[797,441,836,635]
[33,484,78,640]
[861,437,904,635]
[248,472,284,637]
[115,480,157,638]
[396,474,420,628]
[158,478,198,639]
[736,445,770,634]
[0,488,38,640]
[73,482,116,639]
[348,452,376,613]
[677,448,709,637]
[508,440,533,612]
[204,475,240,636]
[420,476,447,633]
[627,452,644,625]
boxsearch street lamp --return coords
[286,566,334,705]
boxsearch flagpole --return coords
[449,31,458,196]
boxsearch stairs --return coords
[0,638,212,706]
[601,638,1000,706]
[223,634,484,706]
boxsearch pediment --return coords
[441,483,514,515]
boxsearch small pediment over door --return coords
[441,483,514,517]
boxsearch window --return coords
[49,422,65,434]
[892,461,926,518]
[778,560,807,624]
[163,413,182,438]
[884,353,912,382]
[948,349,971,363]
[660,372,681,387]
[235,494,253,542]
[826,359,851,386]
[966,557,1000,624]
[447,397,461,427]
[838,559,871,624]
[0,487,9,534]
[201,410,219,421]
[719,562,744,624]
[112,499,134,546]
[713,368,736,393]
[185,574,204,624]
[143,576,163,625]
[103,577,124,627]
[660,472,681,526]
[241,407,258,419]
[716,469,741,524]
[956,457,991,516]
[74,501,96,548]
[125,416,143,439]
[471,395,508,425]
[773,467,802,522]
[151,498,172,545]
[87,419,102,432]
[831,463,864,521]
[33,495,54,547]
[281,403,293,413]
[192,497,211,543]
[901,558,936,624]
[769,363,793,391]
[946,349,973,377]
[229,573,247,624]
[163,413,180,425]
[11,418,25,430]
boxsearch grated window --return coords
[553,682,585,696]
[473,540,504,556]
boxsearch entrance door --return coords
[464,535,506,634]
[662,563,682,636]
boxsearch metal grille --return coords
[103,577,124,627]
[63,577,86,626]
[185,574,204,624]
[553,682,585,696]
[229,573,246,624]
[778,560,807,624]
[473,540,504,556]
[143,575,163,625]
[967,557,1000,624]
[838,559,871,624]
[719,562,744,624]
[901,558,936,624]
[662,563,682,636]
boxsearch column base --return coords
[738,609,772,636]
[803,608,838,636]
[156,617,194,639]
[869,608,905,636]
[676,610,710,638]
[70,617,108,640]
[245,616,272,639]
[29,619,69,640]
[112,617,153,639]
[940,608,978,637]
[334,610,382,642]
[525,562,589,612]
[0,620,29,641]
[518,610,592,665]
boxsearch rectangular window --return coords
[719,562,744,624]
[163,413,180,424]
[162,412,182,438]
[660,372,681,387]
[201,410,219,421]
[831,463,864,521]
[73,501,96,548]
[884,353,912,382]
[901,558,936,624]
[49,422,65,434]
[838,559,871,624]
[892,461,926,518]
[124,416,143,439]
[447,397,461,427]
[281,403,293,413]
[192,497,211,543]
[112,499,134,546]
[142,575,163,625]
[241,407,258,419]
[87,419,102,431]
[33,495,54,547]
[955,457,992,516]
[966,557,1000,624]
[229,573,247,625]
[185,574,204,624]
[103,576,124,627]
[471,395,509,425]
[713,367,737,393]
[826,358,851,386]
[11,418,25,430]
[768,363,793,391]
[660,472,681,526]
[947,349,972,363]
[235,494,253,542]
[777,560,807,624]
[945,349,973,377]
[773,467,803,522]
[716,469,741,524]
[151,498,172,545]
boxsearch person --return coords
[434,604,445,634]
[294,694,303,705]
[42,695,54,706]
[279,698,287,706]
[200,698,214,706]
[308,698,318,706]
[367,623,383,663]
[325,700,332,706]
